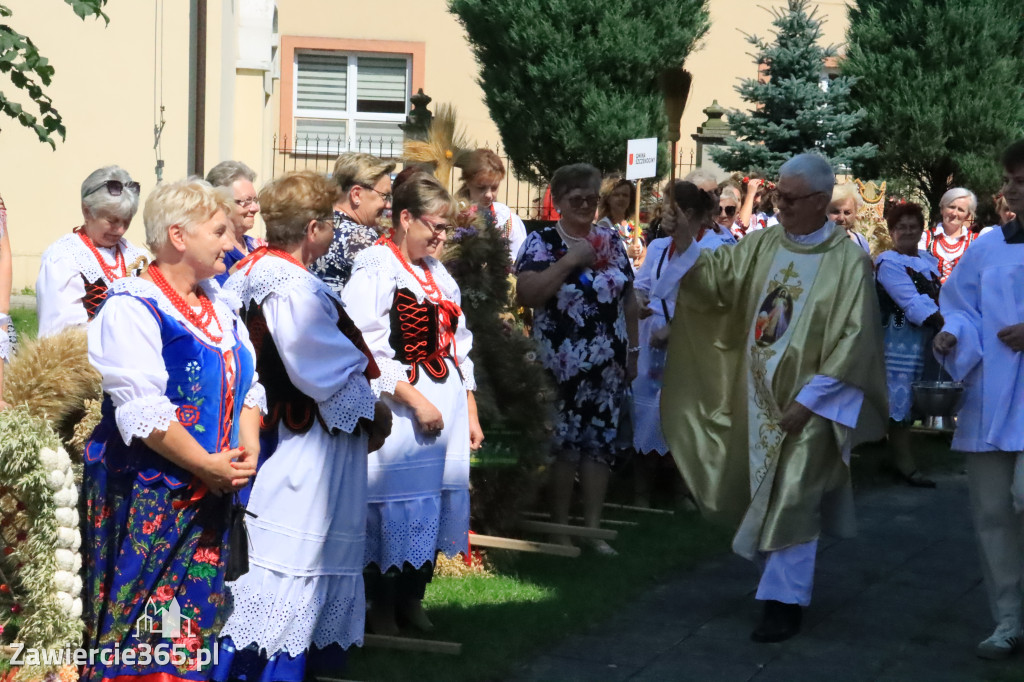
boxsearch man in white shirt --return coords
[934,138,1024,660]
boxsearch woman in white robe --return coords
[343,173,483,635]
[219,171,391,679]
[37,165,148,337]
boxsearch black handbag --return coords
[225,495,256,581]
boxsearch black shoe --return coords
[894,469,937,488]
[751,600,802,643]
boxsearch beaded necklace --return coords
[148,264,224,344]
[75,227,127,281]
[382,237,443,304]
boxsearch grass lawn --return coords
[347,502,731,681]
[10,307,37,341]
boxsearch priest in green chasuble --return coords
[656,154,888,643]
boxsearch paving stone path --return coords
[508,473,1022,682]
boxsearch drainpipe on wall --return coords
[188,0,208,176]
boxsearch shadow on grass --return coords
[346,506,731,681]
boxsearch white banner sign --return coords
[626,137,658,180]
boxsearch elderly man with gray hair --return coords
[656,153,888,643]
[37,165,149,337]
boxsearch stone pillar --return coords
[400,89,434,141]
[690,100,733,174]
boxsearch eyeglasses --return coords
[84,179,141,198]
[361,185,393,204]
[566,194,600,209]
[417,216,451,235]
[717,205,737,217]
[234,197,260,208]
[776,190,824,205]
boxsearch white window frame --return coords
[292,49,411,156]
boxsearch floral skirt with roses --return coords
[82,448,231,682]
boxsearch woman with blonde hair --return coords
[597,175,644,269]
[343,173,482,635]
[311,151,395,295]
[827,183,870,253]
[219,171,392,678]
[455,148,528,261]
[82,178,264,681]
[37,165,148,337]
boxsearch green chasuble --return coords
[661,224,887,557]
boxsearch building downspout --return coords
[188,0,207,176]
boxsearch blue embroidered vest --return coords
[84,294,255,489]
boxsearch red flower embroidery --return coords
[192,547,220,565]
[153,585,175,603]
[176,404,201,427]
[141,521,157,535]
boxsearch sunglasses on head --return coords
[567,194,599,209]
[717,205,737,217]
[84,179,141,198]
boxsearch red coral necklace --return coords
[148,264,223,343]
[75,227,126,281]
[382,237,443,304]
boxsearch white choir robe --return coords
[36,232,148,337]
[937,224,1024,453]
[342,244,476,572]
[632,231,731,455]
[936,220,1024,629]
[656,223,865,606]
[221,255,377,653]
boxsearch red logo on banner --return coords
[629,153,634,165]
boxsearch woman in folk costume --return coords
[216,171,392,679]
[875,202,943,488]
[37,165,149,337]
[631,181,717,508]
[454,148,528,262]
[342,174,483,635]
[659,154,887,643]
[934,140,1024,660]
[205,160,266,285]
[82,179,265,682]
[922,187,978,283]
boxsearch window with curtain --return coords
[293,50,409,156]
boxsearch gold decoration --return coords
[402,103,473,187]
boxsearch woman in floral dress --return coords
[82,178,265,682]
[515,163,639,555]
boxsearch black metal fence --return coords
[270,135,696,221]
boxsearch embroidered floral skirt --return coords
[82,449,231,682]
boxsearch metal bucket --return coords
[912,380,965,417]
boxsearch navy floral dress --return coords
[515,223,634,460]
[310,211,379,296]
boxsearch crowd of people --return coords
[0,136,1019,681]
